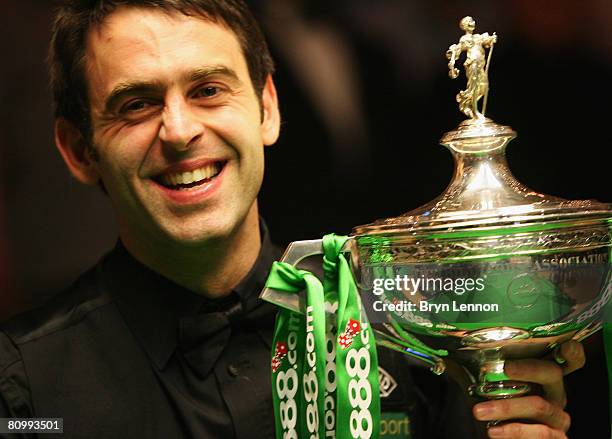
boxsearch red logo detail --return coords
[346,319,361,336]
[276,342,288,356]
[338,333,353,349]
[271,341,289,372]
[338,320,361,350]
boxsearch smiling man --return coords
[0,1,584,438]
[59,5,279,297]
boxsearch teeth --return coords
[192,168,204,181]
[200,164,216,179]
[183,171,194,184]
[160,163,221,187]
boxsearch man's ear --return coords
[260,74,280,146]
[54,118,100,185]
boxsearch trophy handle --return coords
[260,238,323,313]
[260,239,322,313]
[260,237,359,313]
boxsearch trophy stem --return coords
[469,348,531,399]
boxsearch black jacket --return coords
[0,237,477,438]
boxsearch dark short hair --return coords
[49,0,274,140]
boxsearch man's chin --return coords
[162,228,230,248]
[158,216,244,248]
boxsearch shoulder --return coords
[0,262,115,417]
[0,264,113,348]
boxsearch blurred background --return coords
[1,0,610,435]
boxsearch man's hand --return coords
[472,340,585,439]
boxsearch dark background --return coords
[1,0,610,436]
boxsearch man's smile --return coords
[155,161,226,190]
[148,158,228,206]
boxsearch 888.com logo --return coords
[346,321,373,439]
[275,315,300,439]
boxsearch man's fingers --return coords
[504,358,562,385]
[504,359,566,407]
[557,340,585,375]
[473,396,571,432]
[473,341,583,438]
[486,422,568,439]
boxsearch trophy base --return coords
[469,380,531,399]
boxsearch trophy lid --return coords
[353,17,612,241]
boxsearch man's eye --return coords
[121,100,154,113]
[195,86,221,98]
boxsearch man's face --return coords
[82,7,278,248]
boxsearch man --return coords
[0,1,584,438]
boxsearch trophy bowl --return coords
[261,16,612,402]
[347,110,612,398]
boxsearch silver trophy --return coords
[262,16,611,404]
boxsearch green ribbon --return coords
[267,234,381,439]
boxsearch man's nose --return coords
[159,99,203,152]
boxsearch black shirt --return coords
[0,230,476,438]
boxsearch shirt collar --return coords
[101,221,279,370]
